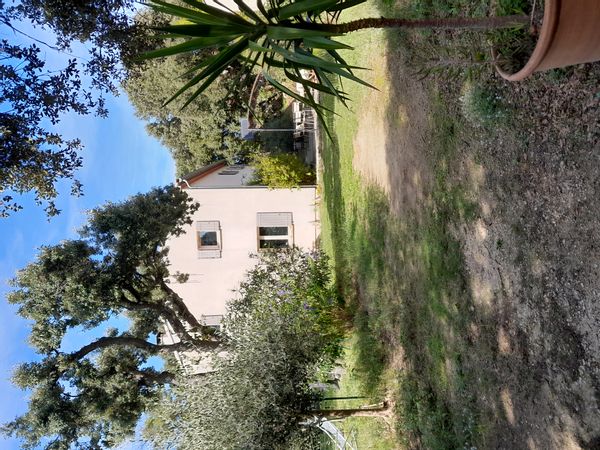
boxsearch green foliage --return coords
[396,0,533,81]
[140,0,531,137]
[317,30,487,446]
[123,6,281,175]
[252,153,315,188]
[257,108,294,153]
[124,8,265,174]
[221,134,263,165]
[125,8,284,173]
[0,0,157,216]
[460,82,510,127]
[496,0,529,15]
[323,333,396,450]
[142,0,368,127]
[144,248,344,450]
[2,186,222,450]
[230,248,343,363]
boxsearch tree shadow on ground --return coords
[369,16,600,450]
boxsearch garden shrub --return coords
[143,248,343,450]
[252,153,315,188]
[460,82,510,127]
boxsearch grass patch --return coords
[320,332,396,450]
[318,3,489,447]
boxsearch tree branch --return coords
[133,369,176,386]
[133,369,212,386]
[305,402,391,420]
[68,335,219,361]
[119,288,207,345]
[0,18,87,61]
[158,280,215,336]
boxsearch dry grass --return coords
[319,0,600,448]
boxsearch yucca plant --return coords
[142,0,528,123]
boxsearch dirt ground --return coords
[351,46,600,448]
[458,67,600,449]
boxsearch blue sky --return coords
[0,26,176,448]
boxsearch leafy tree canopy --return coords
[251,152,315,188]
[2,185,220,450]
[123,36,250,174]
[143,248,344,450]
[0,0,159,216]
[124,7,283,175]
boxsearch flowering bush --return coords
[226,247,343,361]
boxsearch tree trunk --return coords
[119,291,197,343]
[159,280,212,333]
[307,14,530,34]
[135,369,215,386]
[306,402,390,420]
[133,369,176,385]
[123,283,218,344]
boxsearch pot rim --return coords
[494,0,559,81]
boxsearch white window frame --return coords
[201,314,224,332]
[196,221,222,258]
[256,212,293,250]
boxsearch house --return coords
[165,160,319,332]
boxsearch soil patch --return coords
[450,67,600,448]
[350,39,600,450]
[352,51,433,218]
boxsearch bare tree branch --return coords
[69,335,218,361]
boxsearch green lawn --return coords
[315,0,600,447]
[319,333,397,450]
[317,2,492,448]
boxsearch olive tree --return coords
[143,248,345,450]
[2,185,220,449]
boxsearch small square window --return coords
[196,221,221,258]
[198,231,218,248]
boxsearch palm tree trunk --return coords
[312,15,529,34]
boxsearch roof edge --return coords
[178,160,227,188]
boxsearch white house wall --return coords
[166,186,318,319]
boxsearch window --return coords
[196,221,221,258]
[198,231,218,248]
[257,212,293,250]
[201,314,224,332]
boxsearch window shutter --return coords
[196,221,220,231]
[201,315,223,327]
[256,212,293,227]
[197,249,221,259]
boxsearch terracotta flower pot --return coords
[496,0,600,81]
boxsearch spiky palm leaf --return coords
[141,0,372,126]
[141,0,530,127]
